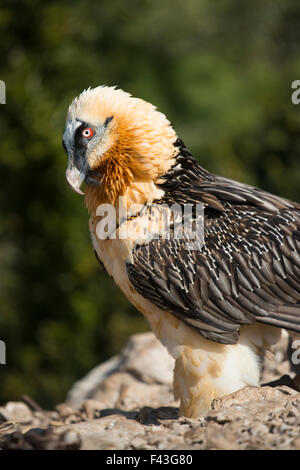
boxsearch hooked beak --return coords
[65,166,85,195]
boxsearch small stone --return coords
[249,422,269,436]
[63,430,81,447]
[81,399,104,419]
[1,402,32,423]
[293,437,300,449]
[131,437,146,449]
[56,403,75,419]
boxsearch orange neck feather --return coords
[85,139,176,215]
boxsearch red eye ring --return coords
[81,127,94,139]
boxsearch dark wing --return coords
[126,176,300,345]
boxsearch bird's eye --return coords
[81,127,94,139]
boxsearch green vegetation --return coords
[0,0,300,407]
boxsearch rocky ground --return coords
[0,331,300,450]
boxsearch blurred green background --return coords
[0,0,300,408]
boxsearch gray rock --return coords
[67,332,175,408]
[1,330,300,450]
[0,402,33,423]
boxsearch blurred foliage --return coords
[0,0,300,407]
